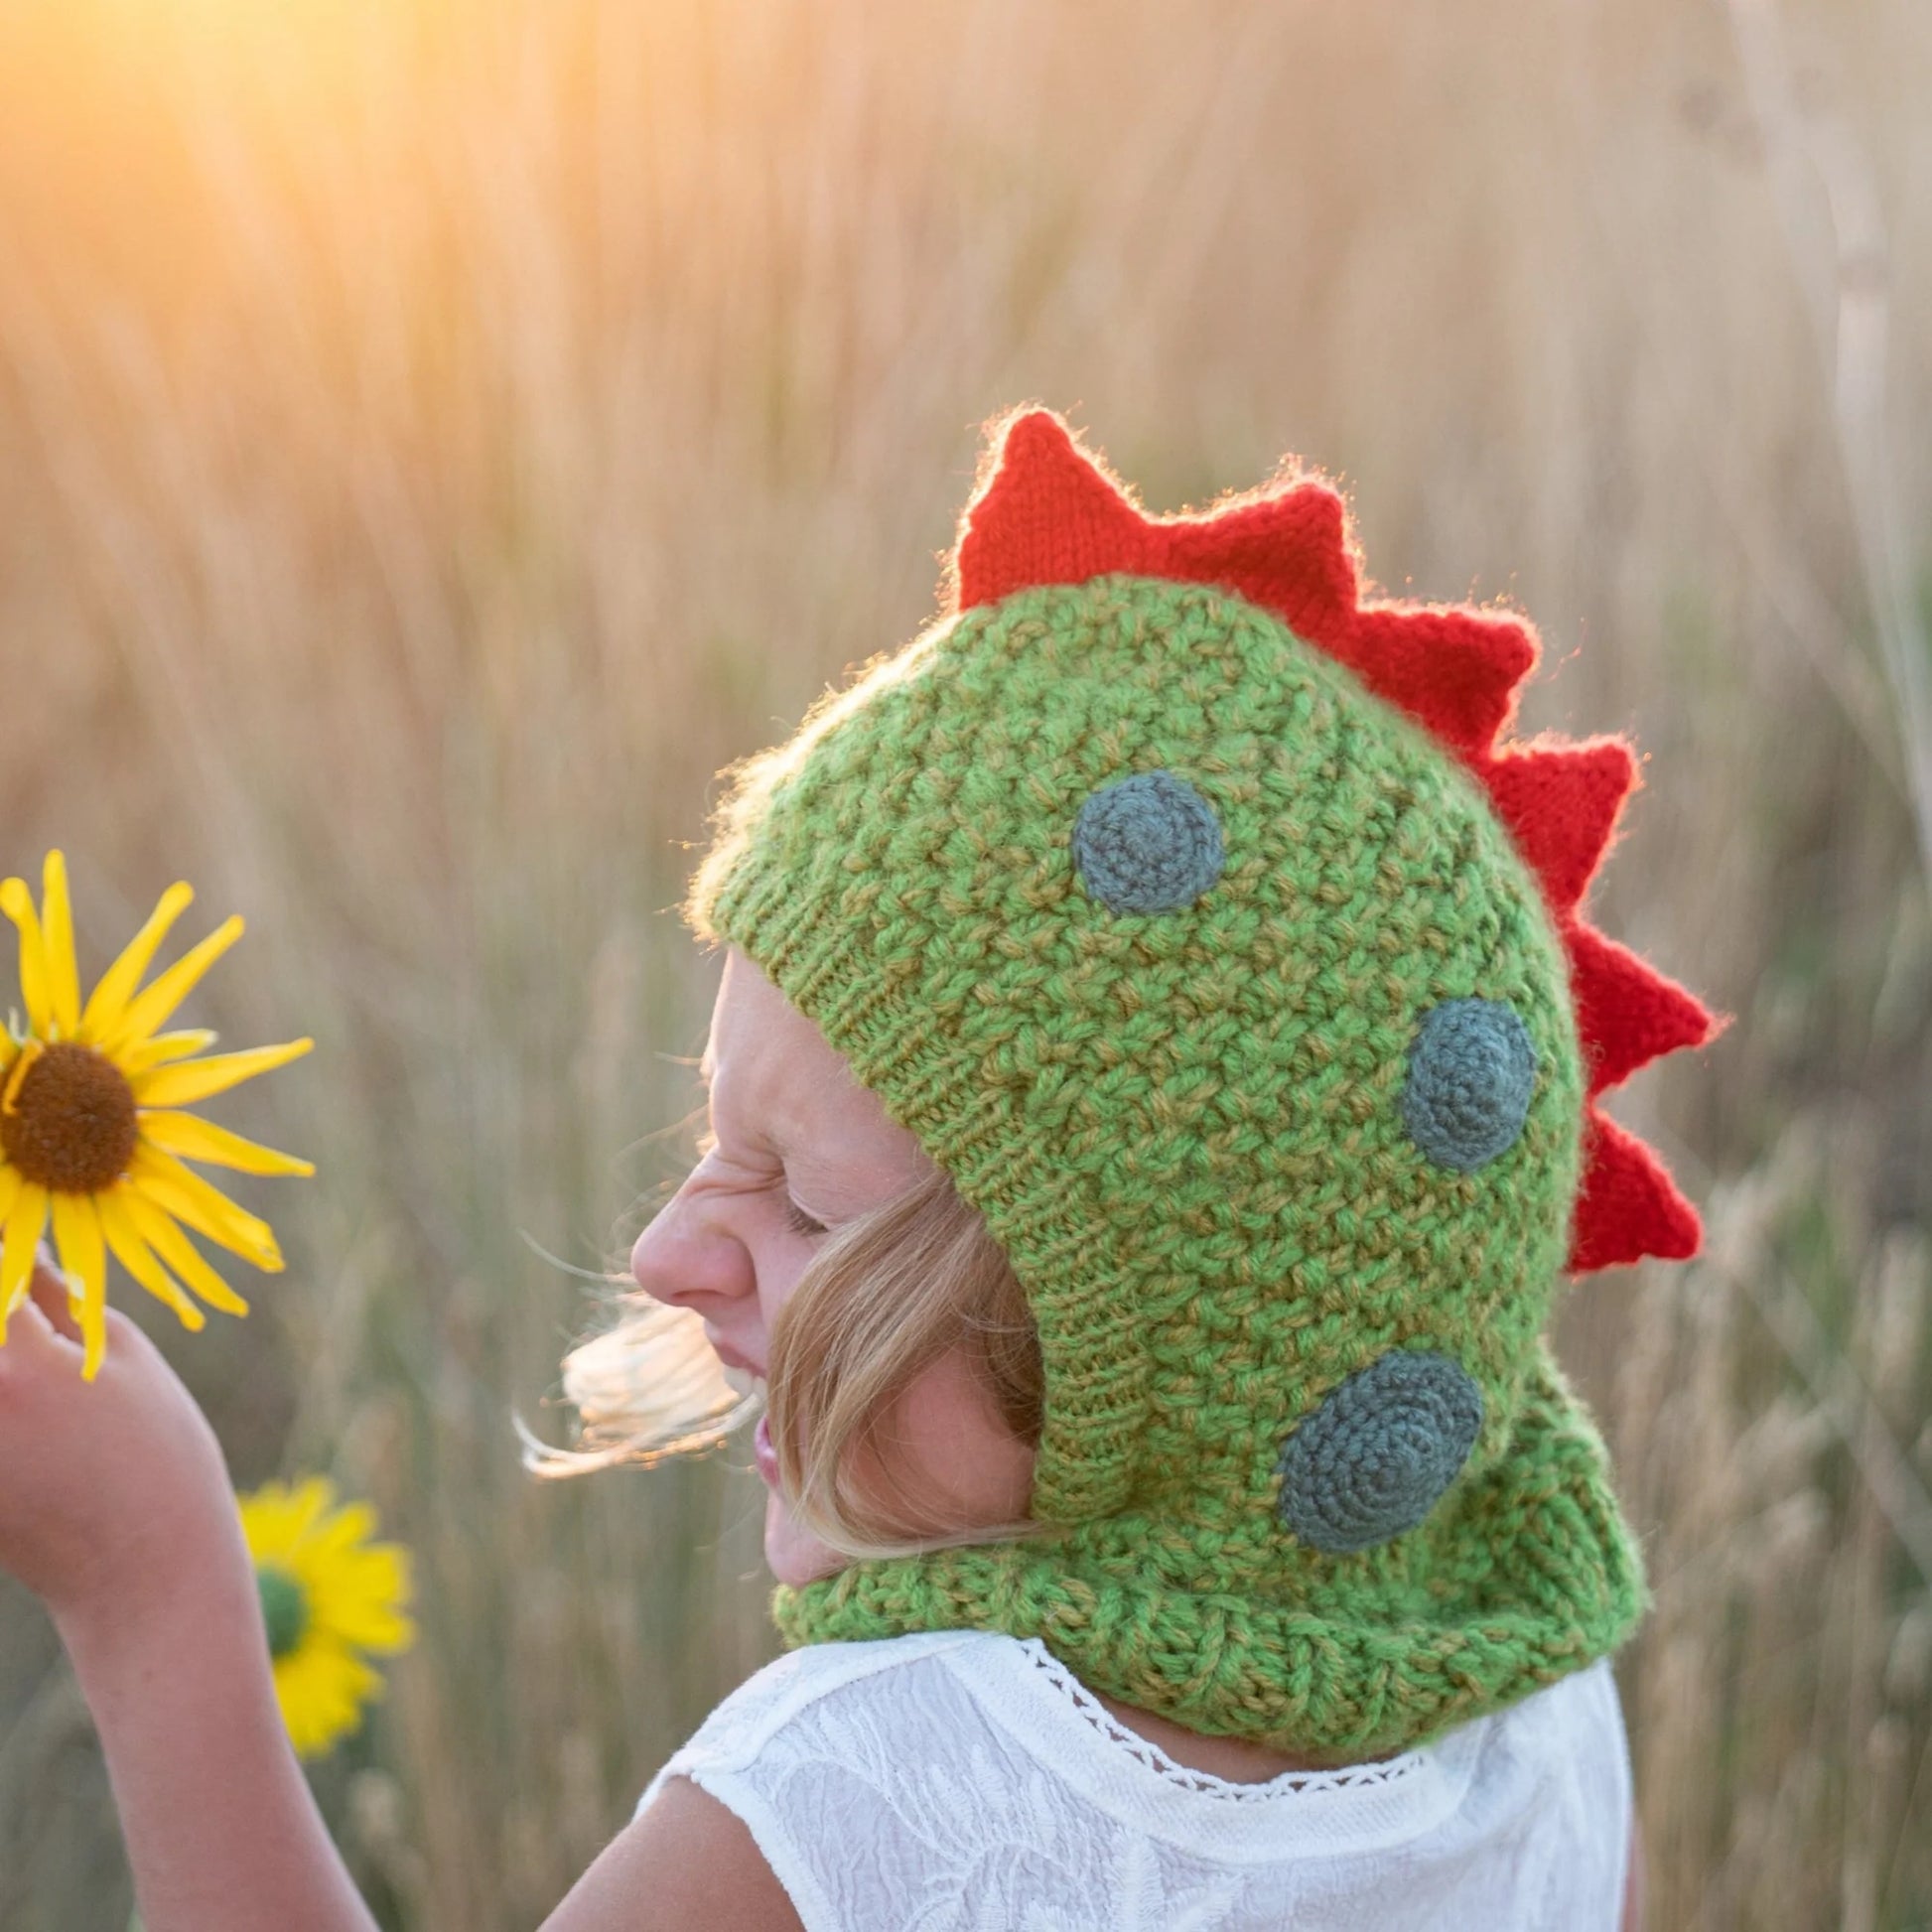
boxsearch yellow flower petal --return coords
[313,1597,416,1657]
[308,1499,379,1555]
[0,1180,48,1322]
[239,1485,305,1559]
[131,1037,314,1109]
[78,882,195,1046]
[119,1029,218,1076]
[311,1551,416,1652]
[0,879,53,1039]
[0,1034,15,1077]
[280,1478,339,1547]
[120,1193,250,1317]
[2,1040,40,1117]
[241,1476,340,1558]
[138,1110,316,1179]
[275,1636,383,1759]
[51,1192,108,1381]
[97,1187,207,1333]
[127,1147,283,1272]
[0,1167,18,1225]
[39,852,80,1041]
[101,915,244,1055]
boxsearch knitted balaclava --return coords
[682,408,1716,1759]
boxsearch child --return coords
[0,407,1713,1930]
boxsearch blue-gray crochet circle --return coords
[1400,997,1538,1173]
[1070,769,1226,914]
[1276,1351,1484,1555]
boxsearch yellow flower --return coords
[240,1476,416,1760]
[0,851,314,1379]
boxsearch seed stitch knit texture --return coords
[680,409,1716,1759]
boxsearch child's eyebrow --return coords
[696,1058,796,1163]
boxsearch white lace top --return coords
[634,1630,1632,1930]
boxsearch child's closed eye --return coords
[782,1197,829,1239]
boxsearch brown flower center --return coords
[0,1041,140,1193]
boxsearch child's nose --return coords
[628,1188,756,1310]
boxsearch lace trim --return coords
[1017,1639,1432,1803]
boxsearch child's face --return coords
[629,946,1036,1587]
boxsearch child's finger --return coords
[0,1291,85,1372]
[27,1258,83,1346]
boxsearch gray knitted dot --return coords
[1071,770,1225,914]
[1276,1351,1484,1555]
[1401,998,1538,1173]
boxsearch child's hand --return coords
[0,1254,239,1635]
[0,1257,382,1932]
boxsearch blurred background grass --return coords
[0,0,1927,1924]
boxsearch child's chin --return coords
[762,1487,850,1588]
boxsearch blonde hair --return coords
[526,1165,1051,1563]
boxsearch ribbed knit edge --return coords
[708,874,1150,1525]
[767,1355,1648,1760]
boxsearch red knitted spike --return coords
[1161,486,1361,657]
[1569,1110,1703,1272]
[1479,739,1636,914]
[1568,923,1720,1098]
[955,410,1157,613]
[1344,607,1538,758]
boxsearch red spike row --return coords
[960,413,1539,762]
[954,408,1718,1274]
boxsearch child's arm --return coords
[0,1268,378,1932]
[0,1264,802,1932]
[546,1777,805,1931]
[1622,1814,1645,1932]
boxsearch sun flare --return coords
[0,850,314,1379]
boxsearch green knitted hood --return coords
[682,409,1715,1759]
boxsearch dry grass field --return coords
[0,0,1927,1925]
